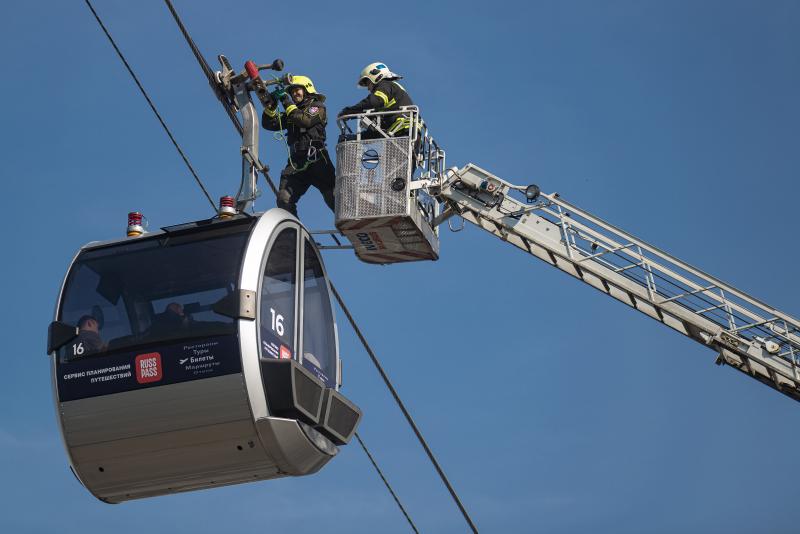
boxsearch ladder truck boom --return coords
[437,164,800,402]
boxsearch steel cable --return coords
[354,432,420,534]
[331,284,480,533]
[162,0,278,197]
[84,0,217,213]
[99,1,479,530]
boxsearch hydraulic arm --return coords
[438,164,800,402]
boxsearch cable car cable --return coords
[330,284,480,534]
[89,0,420,522]
[126,2,477,530]
[354,432,420,534]
[89,0,413,523]
[162,0,243,137]
[162,0,278,197]
[83,0,218,213]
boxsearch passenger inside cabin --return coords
[150,302,192,336]
[76,315,107,355]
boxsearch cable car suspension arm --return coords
[162,0,278,199]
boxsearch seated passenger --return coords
[150,302,192,336]
[76,315,107,355]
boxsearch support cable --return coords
[160,3,476,530]
[162,0,278,197]
[83,0,217,213]
[162,0,242,136]
[354,432,420,534]
[330,284,480,534]
[86,3,435,530]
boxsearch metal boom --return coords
[439,164,800,402]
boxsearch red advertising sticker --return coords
[135,352,163,383]
[279,345,292,360]
[369,231,386,250]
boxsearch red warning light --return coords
[219,196,237,218]
[127,211,144,237]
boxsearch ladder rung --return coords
[660,285,717,304]
[613,262,643,273]
[576,243,635,263]
[731,317,779,334]
[696,304,725,314]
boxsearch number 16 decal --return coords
[270,308,285,337]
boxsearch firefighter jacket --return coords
[262,94,329,161]
[339,79,415,135]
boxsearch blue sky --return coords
[1,1,799,532]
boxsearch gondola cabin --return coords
[47,209,361,503]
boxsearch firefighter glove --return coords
[271,87,286,101]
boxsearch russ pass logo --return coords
[135,352,163,384]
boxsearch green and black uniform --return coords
[262,94,335,216]
[339,79,415,136]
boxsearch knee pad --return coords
[277,189,293,206]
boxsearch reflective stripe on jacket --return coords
[340,79,414,134]
[262,94,328,158]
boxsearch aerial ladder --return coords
[437,164,800,402]
[333,109,800,403]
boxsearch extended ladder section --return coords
[438,164,800,402]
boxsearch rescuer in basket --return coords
[338,62,416,138]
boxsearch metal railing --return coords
[337,107,447,230]
[485,180,800,375]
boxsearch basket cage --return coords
[335,107,445,229]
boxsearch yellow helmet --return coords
[285,74,317,95]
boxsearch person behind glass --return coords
[149,302,191,338]
[261,75,335,217]
[162,302,190,329]
[76,315,107,355]
[338,62,415,139]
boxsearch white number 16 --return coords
[270,308,285,336]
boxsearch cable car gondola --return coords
[47,208,361,503]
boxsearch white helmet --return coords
[357,62,402,88]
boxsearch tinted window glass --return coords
[58,221,252,361]
[260,228,297,360]
[301,239,336,386]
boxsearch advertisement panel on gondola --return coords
[56,335,240,402]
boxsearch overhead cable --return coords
[355,432,420,534]
[331,285,480,533]
[162,0,278,197]
[83,0,217,212]
[161,2,477,531]
[162,0,243,136]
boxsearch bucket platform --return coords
[335,107,444,264]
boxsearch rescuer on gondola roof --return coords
[262,74,335,217]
